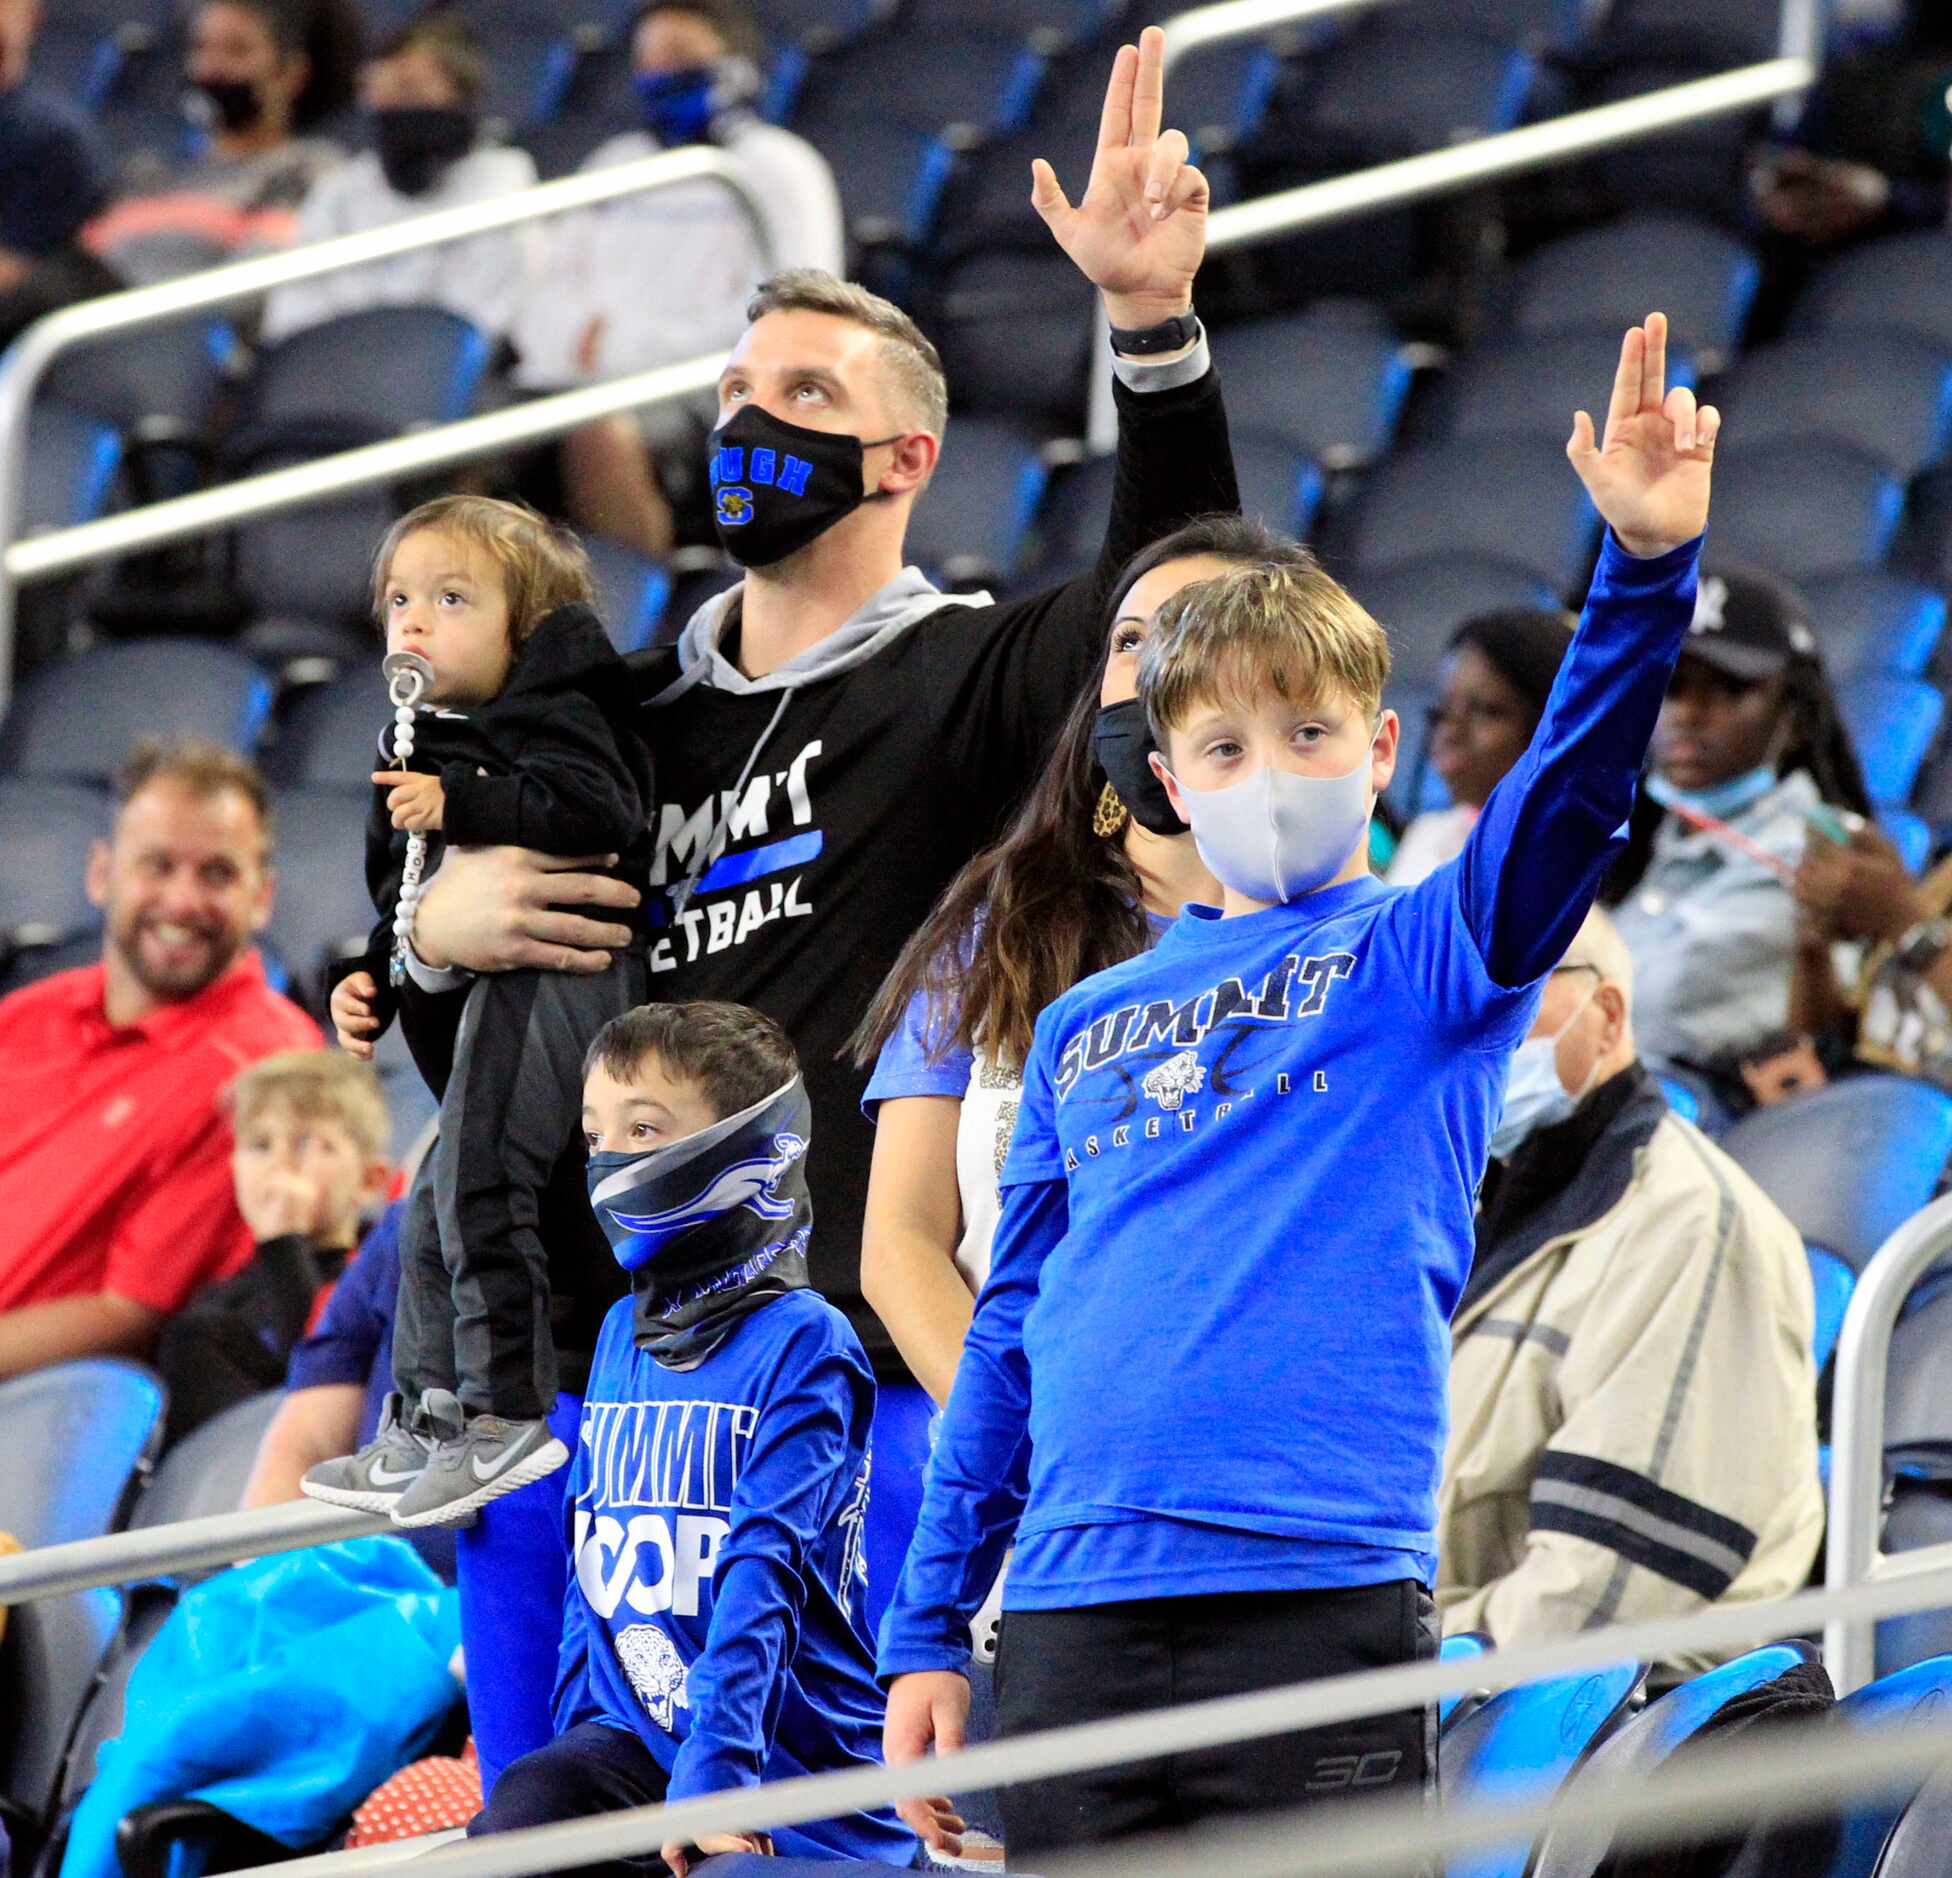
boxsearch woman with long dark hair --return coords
[1603,561,1873,1098]
[850,516,1323,1407]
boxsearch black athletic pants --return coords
[994,1581,1437,1857]
[393,955,644,1421]
[471,1721,670,1878]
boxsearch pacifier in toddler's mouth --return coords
[382,649,436,709]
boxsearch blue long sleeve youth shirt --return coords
[555,1288,916,1864]
[879,533,1702,1675]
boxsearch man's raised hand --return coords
[1031,24,1207,330]
[1567,312,1720,559]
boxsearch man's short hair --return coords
[372,12,489,109]
[586,1000,800,1124]
[745,269,950,440]
[370,495,596,647]
[634,0,766,64]
[1562,904,1635,1007]
[117,738,274,853]
[227,1049,389,1163]
[1139,557,1393,743]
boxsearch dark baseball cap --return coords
[1679,563,1820,683]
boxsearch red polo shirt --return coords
[0,951,322,1315]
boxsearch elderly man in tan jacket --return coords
[1438,906,1823,1680]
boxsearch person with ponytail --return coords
[1388,607,1574,886]
[1602,562,1874,1100]
[847,520,1327,1412]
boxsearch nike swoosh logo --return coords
[471,1445,527,1484]
[368,1455,422,1486]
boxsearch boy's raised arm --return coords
[1450,313,1721,992]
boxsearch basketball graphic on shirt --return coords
[617,1622,691,1730]
[1141,1049,1206,1113]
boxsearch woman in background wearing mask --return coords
[261,14,537,346]
[513,0,843,558]
[1602,563,1873,1107]
[1387,607,1574,886]
[85,0,359,286]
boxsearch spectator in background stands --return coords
[1603,564,1875,1107]
[1388,607,1575,886]
[154,1049,391,1446]
[262,14,538,348]
[0,0,118,350]
[84,0,359,287]
[1440,907,1822,1681]
[1791,816,1952,1093]
[512,0,843,556]
[0,740,320,1379]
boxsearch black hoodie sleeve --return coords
[439,687,646,853]
[934,359,1238,820]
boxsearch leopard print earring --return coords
[1093,780,1129,838]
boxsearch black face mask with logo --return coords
[187,76,265,134]
[1091,696,1185,836]
[373,105,476,196]
[706,405,902,568]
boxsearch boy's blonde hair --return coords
[227,1051,389,1164]
[371,496,597,646]
[1139,557,1393,745]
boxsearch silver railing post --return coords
[1824,1191,1952,1694]
[0,144,772,713]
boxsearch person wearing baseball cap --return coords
[1603,563,1874,1110]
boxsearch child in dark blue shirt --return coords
[472,1001,954,1874]
[881,316,1723,1854]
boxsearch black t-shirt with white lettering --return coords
[626,364,1238,1376]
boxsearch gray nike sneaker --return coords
[300,1392,431,1513]
[390,1390,568,1529]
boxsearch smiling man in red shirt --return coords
[0,739,321,1378]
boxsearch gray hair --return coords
[745,268,949,439]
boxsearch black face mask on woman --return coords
[1091,696,1184,836]
[373,105,476,196]
[706,404,901,568]
[188,76,265,134]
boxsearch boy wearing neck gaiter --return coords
[880,316,1723,1853]
[471,1001,955,1873]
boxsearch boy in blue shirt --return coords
[881,316,1723,1853]
[473,1001,956,1873]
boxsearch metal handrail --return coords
[0,142,774,710]
[1823,1191,1952,1695]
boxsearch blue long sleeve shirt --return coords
[555,1289,916,1864]
[879,533,1702,1676]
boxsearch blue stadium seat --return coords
[1506,213,1759,370]
[1439,329,1696,446]
[906,417,1050,588]
[1234,428,1325,541]
[1441,1662,1644,1878]
[23,403,122,535]
[1711,334,1952,481]
[1874,1490,1952,1680]
[1339,440,1601,592]
[232,481,398,652]
[1396,0,1584,50]
[1592,0,1790,65]
[788,28,1044,137]
[1529,1643,1820,1878]
[1884,1276,1952,1480]
[1717,1076,1952,1277]
[1873,1755,1952,1878]
[1163,37,1281,162]
[262,788,374,1014]
[233,307,491,443]
[584,535,673,656]
[929,244,1095,431]
[0,1360,164,1548]
[1794,233,1952,352]
[464,14,595,133]
[131,1392,285,1537]
[1210,303,1415,469]
[265,670,390,792]
[1439,1631,1494,1730]
[1015,452,1119,589]
[1356,554,1561,694]
[804,119,960,252]
[1704,441,1905,581]
[47,1585,174,1842]
[43,322,231,499]
[1839,676,1944,808]
[0,640,273,783]
[1809,1245,1857,1377]
[1828,1657,1952,1876]
[0,1584,126,1848]
[1800,573,1946,680]
[1580,58,1764,232]
[0,778,107,969]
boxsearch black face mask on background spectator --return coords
[188,76,265,135]
[373,105,475,196]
